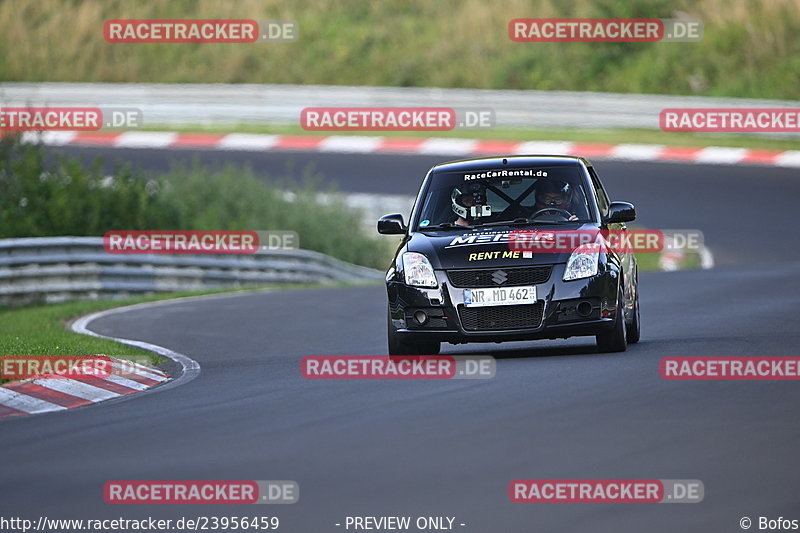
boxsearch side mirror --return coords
[377,213,407,235]
[606,202,636,223]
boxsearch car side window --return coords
[587,167,610,216]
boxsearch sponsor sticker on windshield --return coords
[464,169,548,181]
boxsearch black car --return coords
[378,155,640,354]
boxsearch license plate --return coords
[463,286,537,307]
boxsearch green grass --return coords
[146,123,800,151]
[634,251,660,272]
[1,0,799,99]
[0,294,178,385]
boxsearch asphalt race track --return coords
[2,147,800,532]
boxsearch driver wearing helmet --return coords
[451,188,477,227]
[533,180,579,221]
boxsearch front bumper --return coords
[387,263,620,344]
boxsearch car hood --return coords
[406,224,600,269]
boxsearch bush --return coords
[0,138,393,269]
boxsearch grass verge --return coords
[0,291,234,385]
[2,0,799,100]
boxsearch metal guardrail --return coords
[0,237,383,306]
[1,82,798,135]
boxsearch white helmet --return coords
[451,188,470,219]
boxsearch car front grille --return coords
[447,266,552,288]
[458,302,544,331]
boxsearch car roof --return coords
[431,155,590,173]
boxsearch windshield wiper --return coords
[419,223,469,230]
[474,218,564,227]
[473,218,529,227]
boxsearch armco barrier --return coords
[0,237,383,306]
[1,82,798,135]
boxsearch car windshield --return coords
[414,165,594,230]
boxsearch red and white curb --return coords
[0,297,204,420]
[0,358,169,419]
[18,131,800,167]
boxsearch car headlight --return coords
[563,243,601,281]
[402,252,438,287]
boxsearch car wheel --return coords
[387,310,441,355]
[596,288,627,353]
[626,289,641,344]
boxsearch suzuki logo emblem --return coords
[492,270,508,285]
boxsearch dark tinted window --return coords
[587,166,610,216]
[415,165,594,229]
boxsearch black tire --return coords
[388,311,441,355]
[626,289,641,344]
[596,288,627,353]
